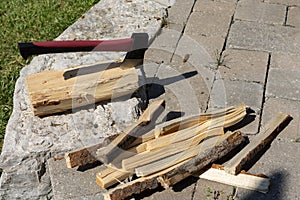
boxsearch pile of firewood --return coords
[64,100,291,200]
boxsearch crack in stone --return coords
[258,53,271,132]
[170,0,198,62]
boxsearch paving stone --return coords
[227,20,300,54]
[193,179,238,200]
[142,178,196,200]
[167,0,194,32]
[270,52,300,71]
[220,49,269,83]
[144,29,181,64]
[209,79,263,134]
[185,0,235,57]
[266,68,300,101]
[287,6,300,27]
[47,158,106,200]
[236,140,300,200]
[261,97,300,141]
[235,0,286,25]
[265,0,300,6]
[152,60,211,122]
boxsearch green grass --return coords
[0,0,99,166]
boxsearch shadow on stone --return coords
[162,111,185,122]
[225,107,256,133]
[172,176,198,192]
[129,185,165,200]
[240,171,286,200]
[77,160,102,172]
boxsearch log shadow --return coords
[225,107,256,133]
[240,171,286,200]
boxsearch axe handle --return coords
[18,38,133,59]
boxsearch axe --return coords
[18,33,149,60]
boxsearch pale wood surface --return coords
[199,167,270,193]
[27,59,142,116]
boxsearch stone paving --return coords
[1,0,300,199]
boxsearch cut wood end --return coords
[96,173,105,188]
[64,153,73,168]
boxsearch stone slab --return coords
[287,6,300,27]
[270,52,300,71]
[0,0,168,198]
[235,0,286,25]
[266,68,300,101]
[261,97,300,141]
[227,21,300,54]
[167,0,194,32]
[209,79,263,134]
[265,0,300,6]
[220,49,269,83]
[144,28,182,64]
[185,0,235,57]
[151,60,211,123]
[48,158,105,200]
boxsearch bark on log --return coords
[160,131,246,187]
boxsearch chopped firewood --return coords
[96,166,132,189]
[135,127,224,177]
[199,165,270,193]
[103,131,245,200]
[65,99,164,168]
[65,134,118,168]
[146,105,246,151]
[26,59,142,116]
[97,99,165,165]
[224,112,292,175]
[158,131,246,187]
[154,104,247,138]
[122,127,224,172]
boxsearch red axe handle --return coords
[18,33,148,59]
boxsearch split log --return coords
[224,112,292,175]
[97,99,165,165]
[96,166,132,189]
[26,59,142,116]
[153,105,243,138]
[146,105,246,151]
[135,128,224,177]
[122,128,224,172]
[103,131,245,200]
[65,99,164,168]
[159,131,246,187]
[199,165,270,193]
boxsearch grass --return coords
[0,0,99,170]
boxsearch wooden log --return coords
[224,112,292,175]
[103,131,245,200]
[26,59,142,116]
[135,128,224,177]
[159,131,246,187]
[97,99,165,165]
[122,128,224,172]
[153,105,242,138]
[199,165,270,193]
